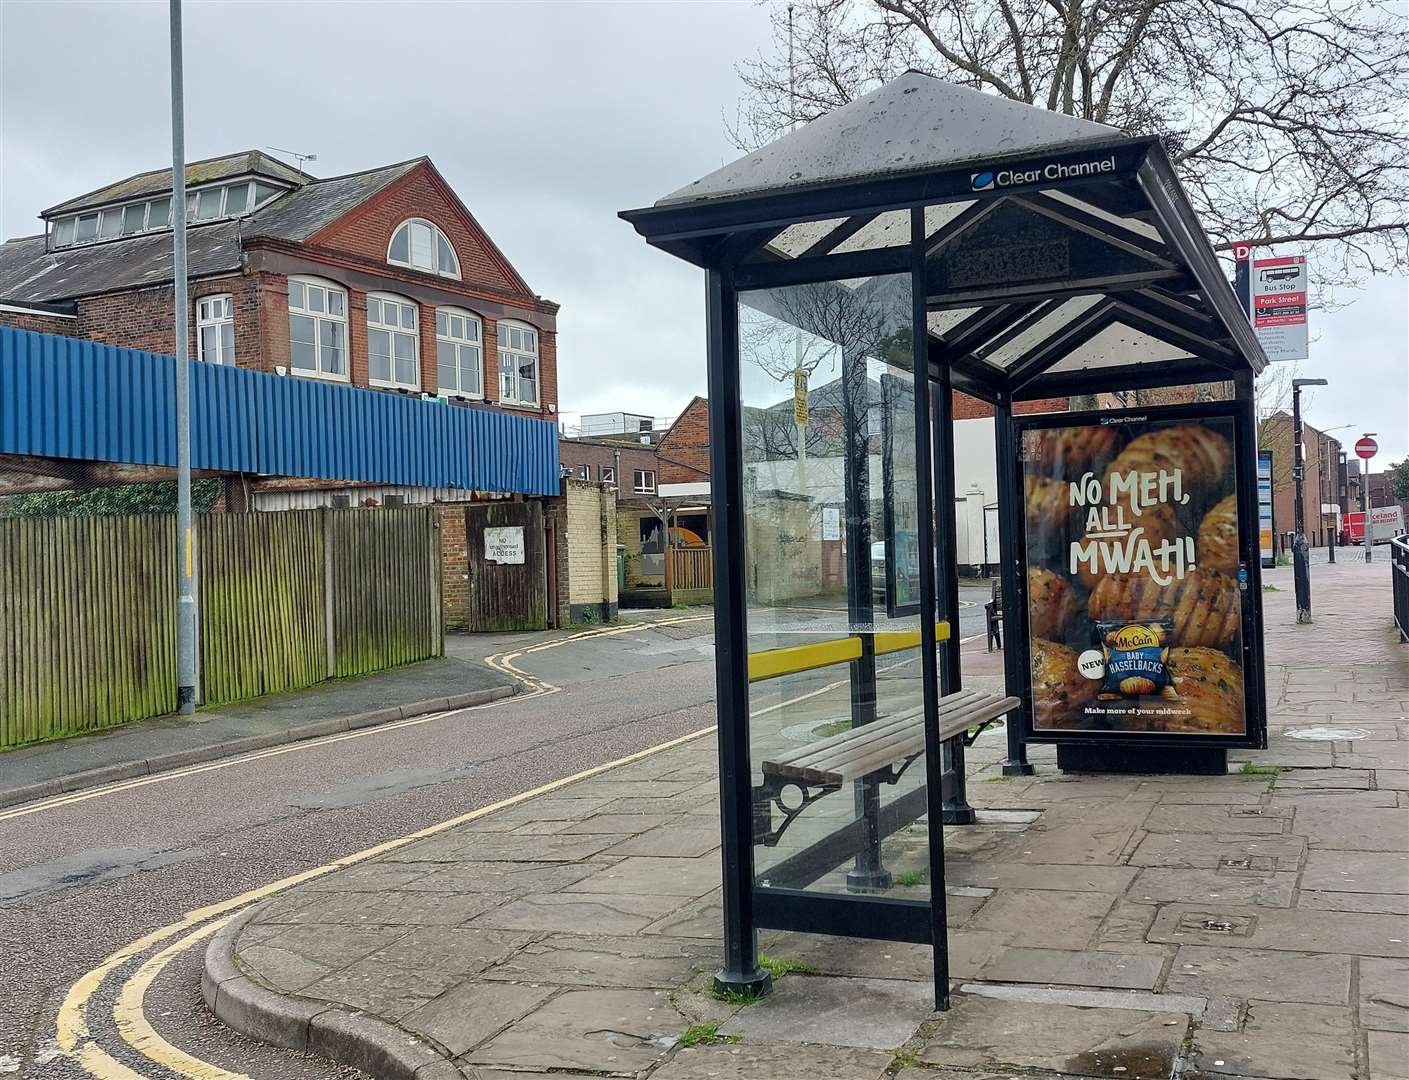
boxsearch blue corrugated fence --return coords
[0,326,560,495]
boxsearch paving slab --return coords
[461,988,685,1074]
[917,994,1188,1080]
[574,854,722,897]
[395,861,601,895]
[1142,805,1290,835]
[651,1042,894,1080]
[976,947,1164,990]
[481,934,719,988]
[1128,833,1306,871]
[1164,945,1351,1005]
[1191,1001,1355,1079]
[1296,807,1409,850]
[468,891,685,934]
[963,888,1118,948]
[601,824,720,858]
[945,861,1138,893]
[1147,904,1409,958]
[401,981,554,1057]
[1127,868,1297,908]
[1296,889,1409,914]
[1367,1030,1409,1080]
[1300,850,1409,893]
[719,975,933,1049]
[1361,957,1409,1032]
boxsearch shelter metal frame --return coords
[623,112,1269,1010]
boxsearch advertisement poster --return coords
[1257,451,1274,568]
[1021,413,1248,736]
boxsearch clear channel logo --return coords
[970,154,1117,192]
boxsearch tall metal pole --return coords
[1364,437,1375,563]
[1291,384,1311,622]
[170,0,197,713]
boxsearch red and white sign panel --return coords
[1355,436,1378,460]
[1250,254,1307,362]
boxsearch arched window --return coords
[287,276,347,380]
[435,307,483,398]
[497,320,539,407]
[367,293,421,390]
[387,218,460,279]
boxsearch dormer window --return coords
[47,179,284,250]
[387,219,460,279]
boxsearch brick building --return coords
[0,150,559,507]
[1259,412,1345,547]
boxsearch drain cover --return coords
[1285,726,1371,741]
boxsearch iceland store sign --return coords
[971,154,1118,192]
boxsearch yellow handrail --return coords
[747,621,950,682]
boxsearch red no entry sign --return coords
[1356,436,1378,460]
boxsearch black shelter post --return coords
[933,362,976,824]
[912,207,950,1011]
[1234,370,1270,751]
[841,341,889,893]
[704,265,771,998]
[995,398,1035,776]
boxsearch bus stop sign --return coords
[1356,436,1378,460]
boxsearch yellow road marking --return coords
[59,722,717,1077]
[113,917,251,1080]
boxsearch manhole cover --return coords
[1285,726,1371,741]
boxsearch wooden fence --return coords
[669,546,714,591]
[0,508,442,749]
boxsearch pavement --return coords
[0,656,515,810]
[203,559,1408,1080]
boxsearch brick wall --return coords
[563,479,617,621]
[953,391,1069,419]
[656,397,711,485]
[437,504,469,631]
[0,275,265,368]
[0,310,78,335]
[558,439,659,494]
[308,164,528,297]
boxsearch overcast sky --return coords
[2,1,1405,463]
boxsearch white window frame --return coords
[286,276,349,382]
[600,465,617,485]
[496,320,540,408]
[48,178,288,249]
[196,294,235,365]
[575,464,591,481]
[366,293,421,391]
[387,218,461,279]
[633,470,657,494]
[435,306,483,399]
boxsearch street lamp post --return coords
[1291,378,1327,623]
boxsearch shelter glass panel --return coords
[738,273,931,899]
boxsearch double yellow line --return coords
[49,613,716,1079]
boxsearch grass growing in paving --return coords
[1239,761,1282,776]
[679,1023,741,1047]
[893,868,927,887]
[759,953,819,979]
[812,720,850,738]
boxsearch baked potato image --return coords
[1025,474,1072,558]
[1196,493,1240,576]
[1030,425,1123,480]
[1167,646,1245,733]
[1027,566,1080,640]
[1073,497,1183,592]
[1102,423,1232,522]
[1031,637,1097,729]
[1087,567,1240,648]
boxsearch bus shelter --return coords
[621,72,1269,1007]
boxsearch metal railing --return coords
[1392,534,1409,643]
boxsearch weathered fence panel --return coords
[328,508,442,678]
[0,507,442,749]
[200,511,325,706]
[0,515,177,748]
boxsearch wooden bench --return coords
[754,687,1019,846]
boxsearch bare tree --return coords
[733,0,1409,292]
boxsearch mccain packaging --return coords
[1021,413,1248,736]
